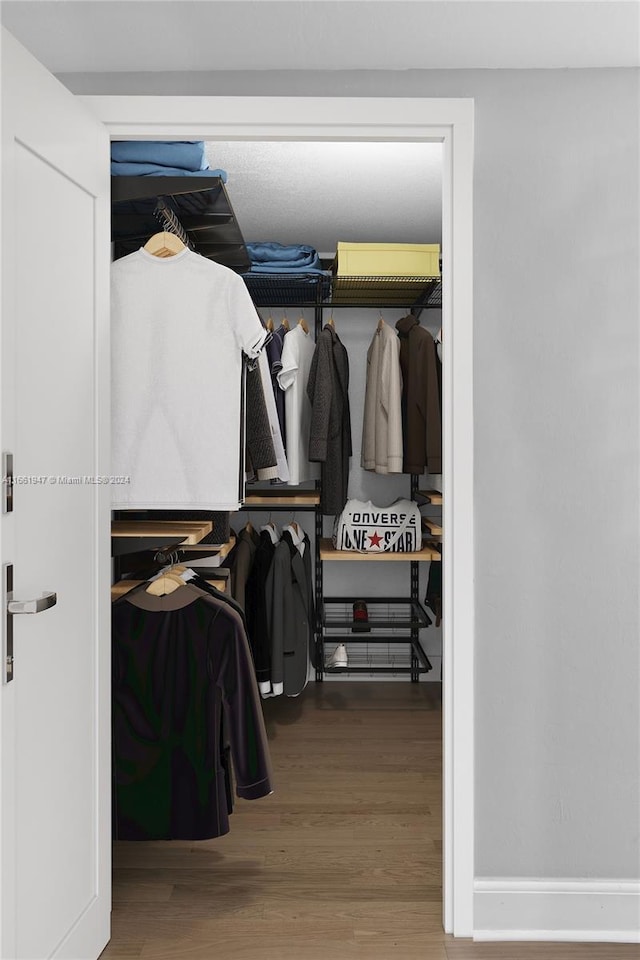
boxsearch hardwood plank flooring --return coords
[101,682,636,960]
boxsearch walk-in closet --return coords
[107,137,445,959]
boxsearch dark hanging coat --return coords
[266,323,288,452]
[265,531,315,697]
[228,524,260,611]
[307,324,352,515]
[395,314,442,475]
[244,529,277,694]
[245,361,278,481]
[111,583,273,841]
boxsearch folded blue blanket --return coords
[245,263,329,275]
[111,162,227,182]
[242,271,331,287]
[245,242,322,272]
[111,141,208,171]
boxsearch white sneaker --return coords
[326,643,348,669]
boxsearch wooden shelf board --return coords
[176,536,236,562]
[422,517,443,536]
[111,520,212,545]
[418,489,443,505]
[320,538,440,562]
[244,491,320,507]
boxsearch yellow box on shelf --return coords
[334,241,441,278]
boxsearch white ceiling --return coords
[2,0,638,73]
[3,0,633,257]
[207,141,443,254]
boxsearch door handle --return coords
[7,592,57,615]
[3,564,57,683]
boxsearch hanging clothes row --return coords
[361,314,442,477]
[228,520,315,698]
[111,567,273,841]
[258,315,322,486]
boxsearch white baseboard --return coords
[474,879,640,943]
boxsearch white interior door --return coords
[0,29,111,960]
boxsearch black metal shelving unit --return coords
[241,272,441,310]
[243,273,442,683]
[111,176,251,270]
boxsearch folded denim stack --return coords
[244,242,330,276]
[111,140,227,180]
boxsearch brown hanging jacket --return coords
[395,314,442,475]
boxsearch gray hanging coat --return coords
[307,324,352,516]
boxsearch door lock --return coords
[3,564,57,683]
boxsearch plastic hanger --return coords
[260,517,280,544]
[143,230,186,259]
[284,516,305,556]
[284,514,302,539]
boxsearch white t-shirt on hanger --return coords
[111,247,267,511]
[277,324,321,485]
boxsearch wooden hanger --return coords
[377,312,385,332]
[327,309,335,329]
[266,316,275,333]
[146,570,186,596]
[298,315,309,335]
[143,230,186,259]
[281,314,290,331]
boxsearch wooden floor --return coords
[101,682,638,960]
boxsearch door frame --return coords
[83,94,475,937]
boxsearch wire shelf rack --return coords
[321,598,430,630]
[241,273,442,308]
[323,647,430,675]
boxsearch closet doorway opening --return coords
[93,95,474,945]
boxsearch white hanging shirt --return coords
[277,324,321,485]
[111,247,267,510]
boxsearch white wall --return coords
[62,67,640,883]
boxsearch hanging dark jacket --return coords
[265,531,315,697]
[228,524,260,611]
[395,314,441,475]
[245,361,278,481]
[244,529,277,694]
[266,323,287,452]
[111,583,273,841]
[307,324,352,515]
